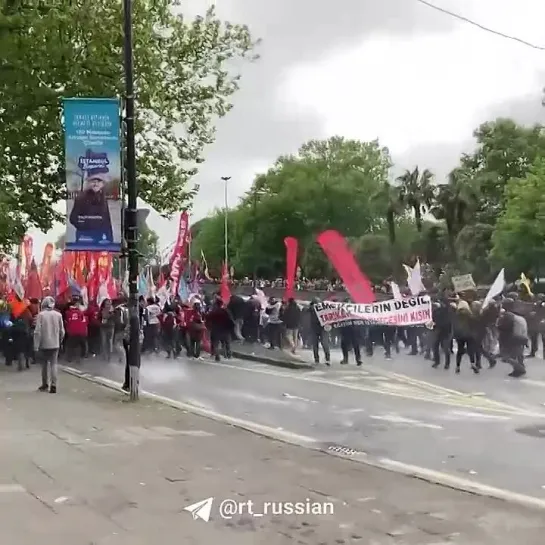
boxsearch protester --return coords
[308,299,330,366]
[186,302,205,358]
[142,297,161,353]
[206,298,234,362]
[99,299,116,361]
[34,296,65,394]
[282,298,301,354]
[64,296,88,363]
[265,297,283,350]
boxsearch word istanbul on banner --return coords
[314,296,432,328]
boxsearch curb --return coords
[60,365,545,512]
[231,350,314,370]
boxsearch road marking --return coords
[369,414,443,430]
[445,411,511,421]
[187,360,545,416]
[282,393,318,403]
[368,368,521,411]
[0,484,25,493]
[520,379,545,388]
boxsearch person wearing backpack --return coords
[10,307,31,371]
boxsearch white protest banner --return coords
[313,296,432,328]
[451,274,476,293]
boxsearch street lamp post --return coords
[123,0,140,401]
[221,176,231,267]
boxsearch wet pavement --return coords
[61,348,545,501]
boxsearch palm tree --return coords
[430,168,479,256]
[396,167,435,232]
[371,181,404,245]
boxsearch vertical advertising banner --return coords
[63,98,122,252]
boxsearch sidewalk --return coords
[1,368,543,544]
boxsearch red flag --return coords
[316,230,375,304]
[40,243,54,288]
[220,261,231,304]
[284,236,298,301]
[170,211,190,295]
[74,252,87,287]
[23,235,33,280]
[86,253,98,302]
[25,259,43,300]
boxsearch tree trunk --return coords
[414,206,423,232]
[446,219,456,260]
[387,209,396,245]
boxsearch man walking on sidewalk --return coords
[34,296,65,394]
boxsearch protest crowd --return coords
[0,226,541,396]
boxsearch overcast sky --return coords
[30,0,545,258]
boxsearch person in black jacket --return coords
[282,298,301,354]
[308,299,330,366]
[431,297,453,370]
[206,298,235,362]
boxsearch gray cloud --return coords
[189,0,455,217]
[394,91,544,183]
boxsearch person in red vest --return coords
[65,297,88,363]
[86,301,101,356]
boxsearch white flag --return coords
[390,281,402,300]
[483,268,505,309]
[404,259,425,296]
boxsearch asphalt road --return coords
[63,348,545,501]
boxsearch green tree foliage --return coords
[0,2,256,248]
[396,167,435,232]
[193,118,545,284]
[458,118,545,225]
[490,158,545,275]
[192,136,392,277]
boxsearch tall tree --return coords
[490,157,545,274]
[0,3,256,247]
[396,167,435,232]
[458,118,545,225]
[193,136,392,277]
[371,181,404,245]
[430,167,479,257]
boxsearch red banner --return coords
[74,251,87,287]
[316,230,375,304]
[86,253,97,302]
[25,259,43,300]
[97,252,112,283]
[170,211,189,295]
[40,243,54,288]
[284,236,298,301]
[23,235,33,280]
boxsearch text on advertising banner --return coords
[63,98,122,252]
[314,296,432,328]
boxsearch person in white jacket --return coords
[34,296,65,393]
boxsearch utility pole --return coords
[221,176,231,267]
[123,0,140,401]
